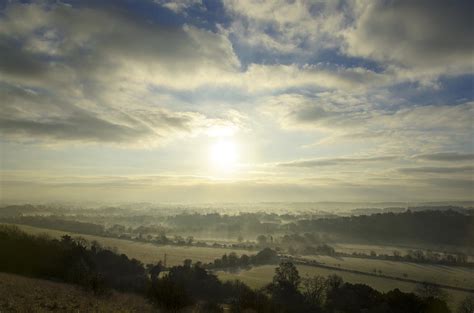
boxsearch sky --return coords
[0,0,473,204]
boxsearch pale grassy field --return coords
[299,254,474,289]
[0,272,154,313]
[333,243,474,262]
[217,265,472,311]
[333,243,414,255]
[6,223,252,266]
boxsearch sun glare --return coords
[210,139,238,171]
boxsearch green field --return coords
[333,243,414,256]
[5,223,252,266]
[334,243,474,262]
[298,254,474,289]
[216,265,472,310]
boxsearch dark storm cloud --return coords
[278,156,397,168]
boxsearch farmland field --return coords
[216,265,473,310]
[298,254,474,289]
[9,223,474,287]
[333,242,474,262]
[6,223,473,310]
[4,223,253,266]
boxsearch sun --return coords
[210,139,238,170]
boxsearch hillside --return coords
[0,272,154,313]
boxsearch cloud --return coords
[0,37,49,79]
[398,166,474,175]
[278,156,397,168]
[344,0,474,80]
[0,2,247,146]
[225,0,473,85]
[0,110,148,143]
[262,92,473,153]
[2,171,473,203]
[224,0,348,55]
[426,178,474,190]
[0,1,400,148]
[0,83,239,146]
[154,0,203,13]
[258,90,474,156]
[260,92,375,131]
[0,2,240,86]
[238,64,388,91]
[414,153,474,162]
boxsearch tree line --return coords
[295,210,474,247]
[207,247,279,270]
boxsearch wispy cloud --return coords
[278,156,398,168]
[398,166,474,175]
[414,153,474,162]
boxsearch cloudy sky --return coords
[0,0,473,203]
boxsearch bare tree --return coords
[301,275,327,308]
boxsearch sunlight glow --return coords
[210,139,238,170]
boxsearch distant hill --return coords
[350,206,472,216]
[406,206,472,214]
[0,205,41,217]
[296,210,474,247]
[350,207,406,215]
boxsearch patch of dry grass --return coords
[0,272,155,313]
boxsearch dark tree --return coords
[458,294,474,313]
[147,261,164,282]
[415,282,448,302]
[301,275,327,309]
[268,262,312,313]
[272,262,301,291]
[147,276,192,312]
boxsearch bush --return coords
[147,276,193,312]
[194,301,224,313]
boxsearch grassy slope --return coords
[0,272,154,313]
